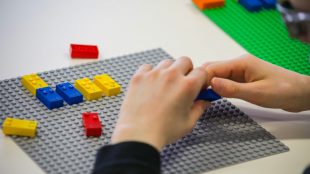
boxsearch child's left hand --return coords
[111,57,210,151]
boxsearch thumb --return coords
[211,77,254,100]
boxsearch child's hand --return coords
[204,55,310,112]
[112,57,210,151]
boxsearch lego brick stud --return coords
[56,82,83,105]
[70,44,99,59]
[36,87,64,109]
[94,74,121,96]
[2,118,37,137]
[82,112,102,137]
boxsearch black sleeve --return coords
[92,141,161,174]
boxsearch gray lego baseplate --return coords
[0,48,289,174]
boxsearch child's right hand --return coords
[203,54,310,112]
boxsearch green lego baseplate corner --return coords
[199,0,310,75]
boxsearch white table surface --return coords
[0,0,309,174]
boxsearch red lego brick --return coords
[82,112,102,137]
[70,44,99,59]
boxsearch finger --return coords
[187,101,211,130]
[135,64,153,74]
[154,59,174,70]
[169,57,193,75]
[186,67,208,92]
[201,61,221,69]
[205,55,250,85]
[202,54,249,71]
[211,77,263,103]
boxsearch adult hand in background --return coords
[112,57,210,151]
[203,54,310,112]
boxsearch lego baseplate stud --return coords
[70,44,99,59]
[82,113,102,137]
[192,0,225,10]
[56,82,83,105]
[2,118,37,137]
[36,87,64,109]
[196,88,221,101]
[94,74,121,96]
[75,78,103,100]
[21,74,48,95]
[239,0,262,12]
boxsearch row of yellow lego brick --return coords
[75,74,121,100]
[21,73,121,101]
[2,118,37,137]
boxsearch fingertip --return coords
[211,77,244,98]
[211,78,222,93]
[211,78,233,97]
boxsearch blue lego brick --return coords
[196,89,221,102]
[56,82,83,105]
[36,87,64,109]
[239,0,263,12]
[260,0,276,9]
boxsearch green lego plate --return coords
[199,0,310,75]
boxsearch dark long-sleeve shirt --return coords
[92,141,310,174]
[92,141,160,174]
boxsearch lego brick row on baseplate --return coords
[0,48,288,174]
[21,73,121,110]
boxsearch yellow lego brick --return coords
[94,74,121,96]
[21,74,48,95]
[2,118,37,137]
[74,78,103,100]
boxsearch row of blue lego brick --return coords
[36,82,83,110]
